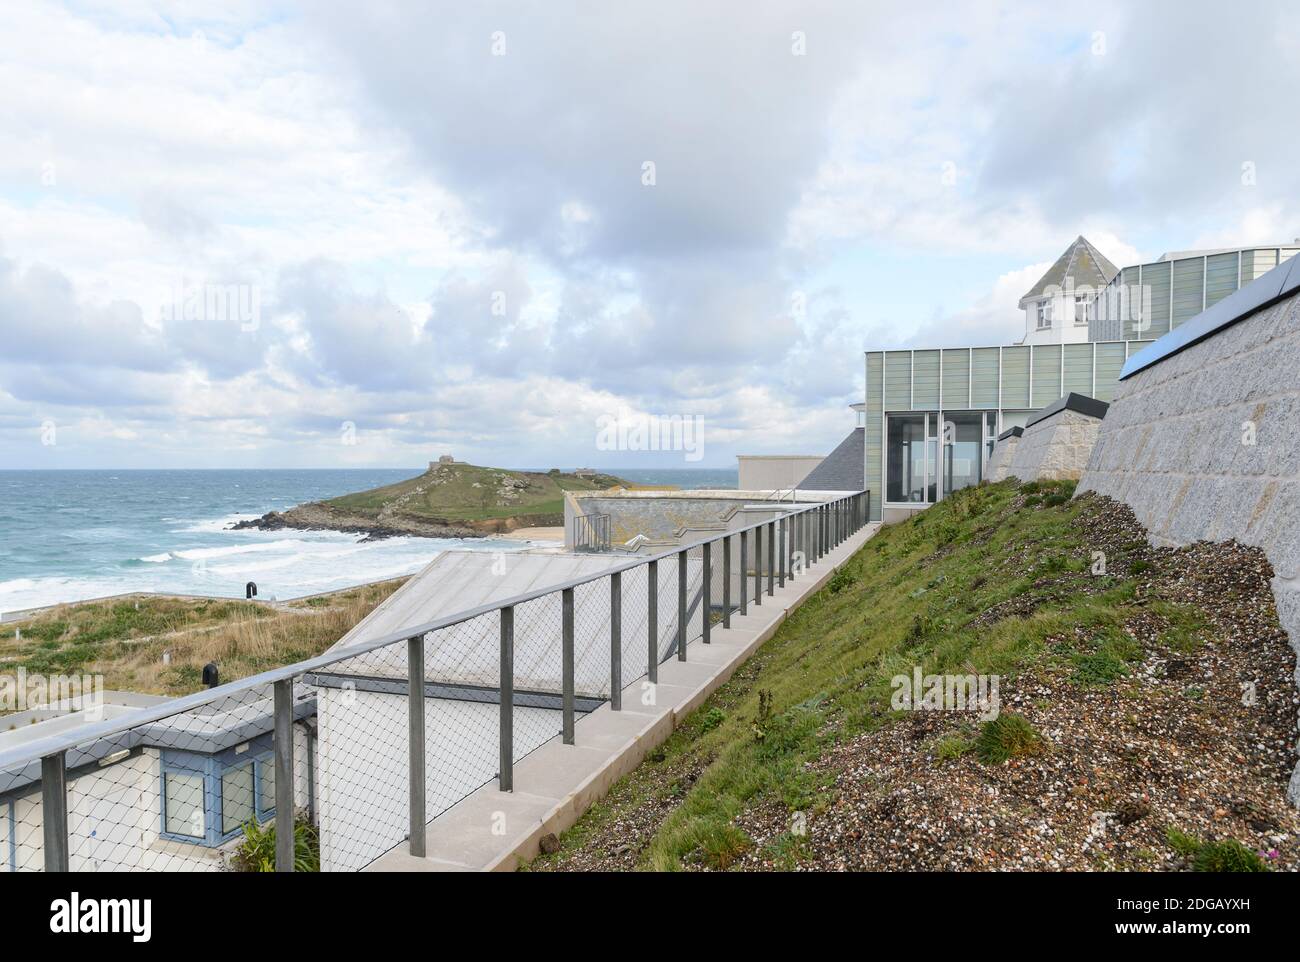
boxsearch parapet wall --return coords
[1078,288,1300,803]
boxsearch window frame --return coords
[1036,299,1052,330]
[1074,294,1090,325]
[159,734,278,847]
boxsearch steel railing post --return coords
[740,529,748,615]
[759,522,769,598]
[562,587,575,744]
[647,560,659,684]
[754,523,763,606]
[677,549,688,661]
[407,636,427,855]
[274,678,295,871]
[610,572,622,709]
[500,606,514,790]
[778,517,786,588]
[40,752,69,872]
[702,542,711,644]
[722,534,732,628]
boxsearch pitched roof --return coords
[1020,236,1119,304]
[797,428,864,491]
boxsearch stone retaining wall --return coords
[1078,288,1300,804]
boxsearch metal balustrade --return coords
[0,491,870,873]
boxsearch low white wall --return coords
[737,456,823,491]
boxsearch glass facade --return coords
[866,340,1155,521]
[887,410,1007,505]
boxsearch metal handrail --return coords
[0,489,871,813]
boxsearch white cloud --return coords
[3,1,1300,468]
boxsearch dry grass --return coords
[0,579,406,701]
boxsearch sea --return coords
[0,468,737,615]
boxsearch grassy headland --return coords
[234,462,628,539]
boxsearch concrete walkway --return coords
[367,522,880,872]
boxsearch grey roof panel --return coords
[796,428,864,491]
[1024,392,1109,429]
[1021,236,1119,303]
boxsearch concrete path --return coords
[367,522,879,872]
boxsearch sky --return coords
[2,0,1298,470]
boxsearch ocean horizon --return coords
[0,467,737,614]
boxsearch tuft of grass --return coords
[828,569,854,594]
[1166,826,1269,872]
[932,734,974,763]
[1194,839,1270,873]
[974,713,1044,765]
[690,821,752,870]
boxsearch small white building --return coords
[1,689,314,871]
[1018,236,1119,346]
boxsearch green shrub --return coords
[974,713,1043,765]
[233,816,321,872]
[828,569,854,594]
[1071,650,1129,686]
[698,707,727,732]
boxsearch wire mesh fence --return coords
[0,491,869,872]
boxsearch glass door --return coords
[941,413,984,497]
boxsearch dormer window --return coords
[1036,300,1052,330]
[1074,294,1089,325]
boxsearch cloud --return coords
[3,1,1300,468]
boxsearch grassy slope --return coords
[0,580,405,702]
[322,463,627,523]
[527,479,1238,871]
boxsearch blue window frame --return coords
[159,734,278,846]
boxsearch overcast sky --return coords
[2,0,1298,469]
